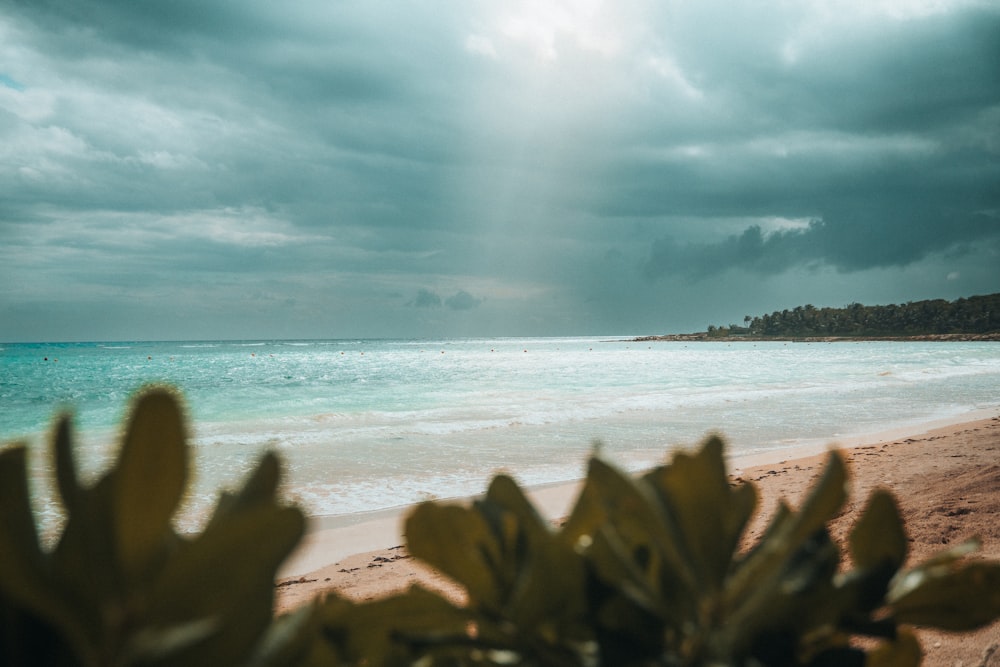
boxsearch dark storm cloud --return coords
[644,208,1000,280]
[413,289,442,309]
[411,289,482,311]
[619,5,1000,282]
[1,0,467,218]
[445,290,482,311]
[1,0,998,340]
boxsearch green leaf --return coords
[581,458,695,592]
[53,416,81,514]
[479,476,590,639]
[119,617,219,665]
[128,450,303,666]
[148,507,304,621]
[51,472,125,604]
[644,436,758,592]
[850,489,907,573]
[326,586,475,665]
[866,627,923,667]
[890,562,1000,631]
[559,474,603,550]
[144,503,305,666]
[728,450,847,606]
[0,447,47,599]
[246,604,324,667]
[886,540,981,604]
[571,458,696,627]
[912,537,981,569]
[405,502,502,608]
[481,474,547,538]
[787,449,849,544]
[723,452,848,657]
[587,526,665,616]
[0,446,94,665]
[115,387,189,579]
[206,452,282,528]
[49,413,123,654]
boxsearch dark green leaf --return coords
[0,446,94,665]
[787,450,848,544]
[559,474,604,550]
[405,502,502,608]
[318,585,475,665]
[50,415,133,661]
[573,458,697,627]
[120,617,219,665]
[890,562,1000,631]
[850,489,907,573]
[866,627,922,667]
[0,447,47,597]
[586,526,665,616]
[479,476,590,638]
[482,474,547,538]
[728,451,847,606]
[144,504,305,666]
[644,436,758,591]
[148,505,304,621]
[53,416,80,514]
[52,473,124,604]
[115,387,189,579]
[206,452,282,529]
[887,540,981,604]
[723,453,848,657]
[581,458,695,592]
[247,604,324,667]
[909,538,981,569]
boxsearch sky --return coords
[1,0,998,341]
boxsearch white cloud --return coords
[2,0,998,340]
[759,217,815,235]
[779,0,993,65]
[491,0,623,61]
[743,132,939,159]
[11,207,314,252]
[646,55,703,100]
[831,0,990,20]
[0,85,56,122]
[189,209,306,248]
[464,34,497,59]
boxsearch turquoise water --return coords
[2,338,999,530]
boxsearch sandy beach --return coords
[275,413,1000,666]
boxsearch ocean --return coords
[2,337,999,533]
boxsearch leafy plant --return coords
[308,437,1000,666]
[2,388,1000,666]
[0,387,305,666]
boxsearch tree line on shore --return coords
[708,293,999,338]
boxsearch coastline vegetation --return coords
[2,388,1000,665]
[649,293,1000,341]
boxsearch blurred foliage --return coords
[0,387,305,667]
[3,388,1000,666]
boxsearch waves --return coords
[3,337,999,527]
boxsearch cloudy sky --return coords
[2,0,998,341]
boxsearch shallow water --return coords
[2,337,998,531]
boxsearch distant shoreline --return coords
[631,332,1000,343]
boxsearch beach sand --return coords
[275,414,1000,666]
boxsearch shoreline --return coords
[274,410,1000,665]
[630,333,1000,343]
[277,408,999,579]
